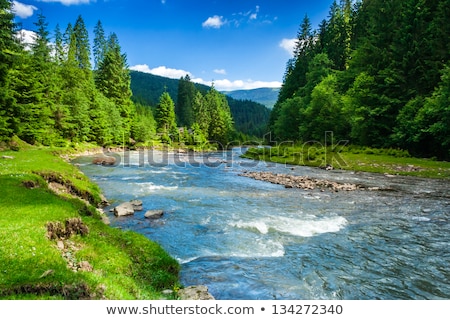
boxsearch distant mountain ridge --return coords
[222,88,280,109]
[129,70,271,137]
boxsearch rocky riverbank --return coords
[239,171,387,192]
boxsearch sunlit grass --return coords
[0,147,180,300]
[243,145,450,179]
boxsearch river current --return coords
[74,149,450,300]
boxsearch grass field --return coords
[243,144,450,179]
[0,144,180,300]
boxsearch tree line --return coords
[270,0,450,160]
[0,1,144,146]
[130,70,271,139]
[0,0,253,149]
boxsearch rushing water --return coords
[74,149,450,300]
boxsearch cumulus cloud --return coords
[130,64,192,79]
[130,64,281,91]
[192,78,281,91]
[279,38,297,56]
[202,15,226,29]
[213,69,227,75]
[12,1,37,19]
[249,5,259,20]
[15,29,37,50]
[37,0,92,5]
[210,79,282,91]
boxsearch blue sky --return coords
[12,0,334,91]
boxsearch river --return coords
[74,148,450,300]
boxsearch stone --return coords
[92,155,116,166]
[78,261,93,272]
[145,210,164,219]
[114,202,135,217]
[130,199,143,211]
[177,285,215,300]
[57,240,65,250]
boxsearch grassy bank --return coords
[0,143,180,300]
[243,145,450,179]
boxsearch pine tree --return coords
[176,75,196,127]
[0,0,18,140]
[93,20,107,70]
[204,86,233,146]
[73,15,91,72]
[95,33,135,135]
[155,91,177,140]
[53,24,65,65]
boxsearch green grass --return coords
[244,145,450,179]
[0,146,180,300]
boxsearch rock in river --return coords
[114,202,135,217]
[144,210,164,219]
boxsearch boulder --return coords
[177,285,215,300]
[144,210,164,219]
[92,155,116,166]
[130,199,143,211]
[114,202,135,217]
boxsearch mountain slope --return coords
[129,71,270,137]
[222,88,280,109]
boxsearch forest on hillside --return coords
[130,71,271,138]
[0,1,145,147]
[270,0,450,160]
[0,0,266,149]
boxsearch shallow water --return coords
[74,149,450,299]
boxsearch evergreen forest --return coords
[1,0,449,158]
[270,0,450,160]
[0,0,268,150]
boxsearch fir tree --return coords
[155,91,177,142]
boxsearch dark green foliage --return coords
[95,32,135,136]
[270,0,450,159]
[130,70,270,139]
[176,75,196,127]
[226,98,270,138]
[0,0,18,140]
[155,91,177,138]
[0,11,141,147]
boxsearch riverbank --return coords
[242,145,450,179]
[0,144,180,299]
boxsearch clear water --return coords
[74,149,450,300]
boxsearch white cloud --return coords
[210,79,282,91]
[130,64,281,91]
[37,0,92,5]
[202,15,226,29]
[15,29,37,50]
[12,1,37,19]
[249,5,259,20]
[130,64,192,79]
[213,69,227,75]
[279,38,297,56]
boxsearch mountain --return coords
[129,71,270,137]
[222,88,280,109]
[130,70,210,106]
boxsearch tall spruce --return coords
[95,32,135,135]
[176,75,196,127]
[0,0,17,139]
[155,91,177,141]
[93,20,107,70]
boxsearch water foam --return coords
[136,182,178,192]
[232,215,347,238]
